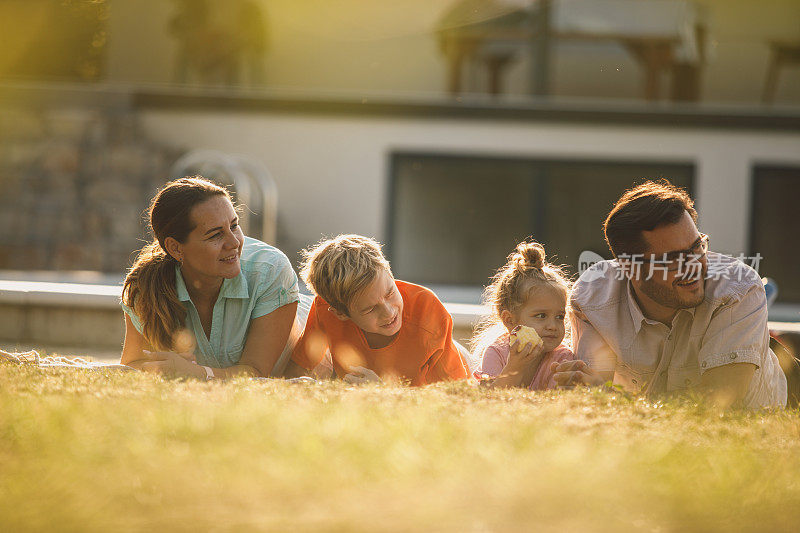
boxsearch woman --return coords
[121,176,299,378]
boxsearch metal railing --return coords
[170,150,278,244]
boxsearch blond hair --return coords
[300,234,392,315]
[470,240,572,353]
[122,176,231,350]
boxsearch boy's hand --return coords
[344,365,382,385]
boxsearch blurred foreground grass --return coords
[1,364,799,532]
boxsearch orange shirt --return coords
[292,281,469,385]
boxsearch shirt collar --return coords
[219,271,249,299]
[175,266,191,302]
[626,281,696,334]
[175,266,249,302]
[626,281,649,334]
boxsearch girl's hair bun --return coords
[512,241,545,270]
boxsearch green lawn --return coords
[1,364,799,532]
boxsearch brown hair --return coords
[470,240,571,353]
[604,179,697,258]
[122,176,231,350]
[299,234,392,315]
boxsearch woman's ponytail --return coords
[122,241,185,351]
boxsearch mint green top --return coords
[122,237,299,367]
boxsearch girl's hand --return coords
[343,365,382,385]
[492,338,546,389]
[507,337,545,368]
[140,350,202,378]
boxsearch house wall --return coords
[137,108,800,266]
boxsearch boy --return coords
[288,234,469,385]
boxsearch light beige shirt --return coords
[571,252,786,409]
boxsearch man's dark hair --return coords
[604,179,698,257]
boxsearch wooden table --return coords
[763,41,800,104]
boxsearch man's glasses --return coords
[624,234,709,273]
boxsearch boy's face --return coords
[341,268,404,338]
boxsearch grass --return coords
[2,363,800,532]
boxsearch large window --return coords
[388,153,694,288]
[751,165,800,304]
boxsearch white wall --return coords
[139,109,800,264]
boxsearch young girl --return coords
[472,240,574,389]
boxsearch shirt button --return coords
[701,361,707,368]
[730,354,737,360]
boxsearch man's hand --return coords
[550,359,606,388]
[343,365,382,385]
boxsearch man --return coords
[554,180,787,408]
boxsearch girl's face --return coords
[502,283,567,353]
[170,195,245,285]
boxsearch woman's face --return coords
[172,195,244,284]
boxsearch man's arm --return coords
[566,306,616,385]
[699,362,757,408]
[697,283,773,408]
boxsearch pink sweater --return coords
[479,334,574,390]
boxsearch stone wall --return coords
[0,108,184,273]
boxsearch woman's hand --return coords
[139,350,203,379]
[343,365,382,385]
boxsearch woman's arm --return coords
[233,301,297,377]
[120,302,298,379]
[120,314,152,369]
[121,314,201,375]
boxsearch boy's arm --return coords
[290,298,329,372]
[282,359,310,378]
[422,314,470,384]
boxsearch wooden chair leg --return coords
[762,50,781,104]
